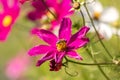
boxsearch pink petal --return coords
[27,0,47,20]
[32,0,46,11]
[54,51,66,63]
[68,38,89,49]
[58,0,73,20]
[47,0,73,30]
[46,0,57,8]
[50,20,58,30]
[31,28,58,46]
[36,51,54,66]
[1,0,9,10]
[0,21,11,41]
[68,26,90,44]
[67,50,82,60]
[13,0,20,6]
[27,11,44,21]
[59,18,72,41]
[28,45,52,56]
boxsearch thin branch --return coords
[67,59,114,66]
[80,10,85,26]
[85,47,111,80]
[64,67,78,77]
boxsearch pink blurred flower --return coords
[28,0,73,30]
[0,0,20,41]
[28,18,89,71]
[5,53,30,80]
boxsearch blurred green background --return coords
[0,0,120,80]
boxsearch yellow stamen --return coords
[56,40,67,51]
[93,12,101,20]
[2,15,12,27]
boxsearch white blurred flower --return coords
[81,0,119,39]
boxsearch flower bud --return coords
[73,2,80,9]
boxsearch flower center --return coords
[93,12,101,20]
[2,15,12,27]
[56,39,67,51]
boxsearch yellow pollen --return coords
[56,40,67,51]
[2,15,12,27]
[93,12,101,20]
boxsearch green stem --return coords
[80,10,85,26]
[84,4,113,59]
[92,38,104,45]
[85,48,111,80]
[67,59,114,66]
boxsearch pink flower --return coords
[0,0,20,41]
[5,53,30,79]
[28,18,89,71]
[28,0,73,30]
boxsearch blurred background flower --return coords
[27,0,73,30]
[82,0,119,39]
[5,51,31,80]
[0,0,20,41]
